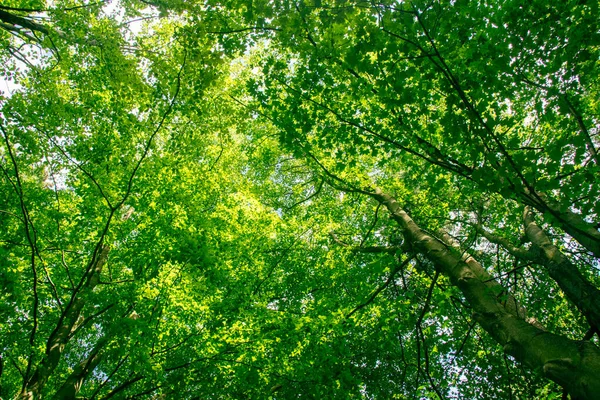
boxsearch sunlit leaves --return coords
[1,0,599,398]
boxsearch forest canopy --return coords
[0,0,599,398]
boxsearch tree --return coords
[241,0,600,397]
[0,2,279,397]
[1,0,599,398]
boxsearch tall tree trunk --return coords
[52,336,107,400]
[19,246,109,400]
[477,210,600,332]
[525,192,600,259]
[523,207,600,332]
[371,189,600,399]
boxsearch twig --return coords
[346,257,413,319]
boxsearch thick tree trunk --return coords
[372,189,600,399]
[18,246,109,400]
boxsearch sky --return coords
[0,0,153,99]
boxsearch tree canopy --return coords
[1,0,599,398]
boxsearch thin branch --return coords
[35,129,114,209]
[60,250,75,290]
[89,355,129,400]
[517,75,599,166]
[204,26,282,35]
[8,352,25,380]
[101,375,144,399]
[346,257,413,319]
[67,303,115,341]
[252,232,307,296]
[452,320,477,362]
[112,50,186,212]
[416,271,445,400]
[276,77,473,179]
[0,123,40,352]
[360,203,381,247]
[284,178,324,210]
[330,232,399,254]
[475,225,533,261]
[150,332,199,356]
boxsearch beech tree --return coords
[1,0,599,399]
[240,0,600,397]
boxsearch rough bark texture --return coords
[373,189,600,399]
[18,246,109,400]
[523,208,600,332]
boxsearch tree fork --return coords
[477,214,600,332]
[371,188,600,399]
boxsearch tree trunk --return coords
[52,336,106,400]
[372,189,600,399]
[0,9,49,35]
[524,192,600,259]
[523,207,600,332]
[18,246,109,400]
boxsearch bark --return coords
[477,219,600,331]
[18,246,109,400]
[435,229,526,319]
[52,337,107,400]
[523,208,600,332]
[372,189,600,399]
[476,226,531,260]
[523,192,600,259]
[0,9,48,35]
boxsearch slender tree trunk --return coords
[18,246,109,400]
[523,207,600,332]
[52,336,107,400]
[372,189,600,399]
[478,211,600,332]
[523,192,600,259]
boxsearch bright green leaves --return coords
[0,2,274,397]
[2,0,600,398]
[226,0,600,398]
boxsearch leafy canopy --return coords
[0,0,599,399]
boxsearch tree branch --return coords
[346,257,413,319]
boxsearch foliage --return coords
[0,0,599,399]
